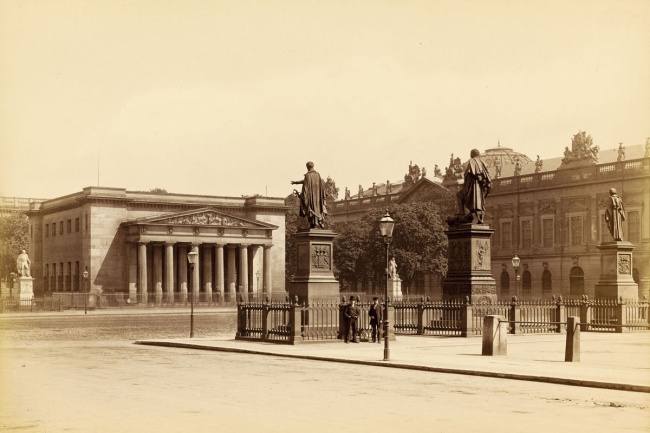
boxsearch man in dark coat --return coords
[456,149,492,223]
[344,296,360,343]
[291,161,327,229]
[368,297,383,343]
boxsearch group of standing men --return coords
[343,297,383,344]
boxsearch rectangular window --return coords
[542,218,554,247]
[600,213,609,243]
[501,221,512,248]
[67,220,72,233]
[45,224,49,237]
[75,218,80,232]
[52,224,56,237]
[570,215,583,246]
[520,219,532,249]
[45,264,49,291]
[59,221,63,235]
[628,211,640,243]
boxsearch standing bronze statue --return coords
[291,161,327,229]
[456,149,492,224]
[605,188,626,241]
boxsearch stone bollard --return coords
[565,316,580,362]
[482,315,508,356]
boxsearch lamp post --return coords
[83,270,89,314]
[187,250,198,338]
[511,254,520,299]
[379,210,395,361]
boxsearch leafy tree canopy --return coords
[333,200,452,291]
[0,212,29,282]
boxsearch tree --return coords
[0,212,29,284]
[333,200,453,294]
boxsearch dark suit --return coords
[344,303,360,343]
[369,303,383,343]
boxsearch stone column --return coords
[227,245,237,301]
[263,245,272,296]
[202,245,213,302]
[128,243,137,302]
[138,242,148,304]
[178,244,188,303]
[153,245,163,306]
[191,244,200,301]
[165,242,174,304]
[216,244,225,302]
[240,244,249,300]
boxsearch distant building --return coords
[0,196,47,217]
[26,187,288,302]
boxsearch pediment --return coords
[124,208,277,229]
[397,177,447,204]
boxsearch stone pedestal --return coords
[288,229,340,305]
[443,223,497,304]
[19,277,34,302]
[389,277,403,301]
[595,241,638,299]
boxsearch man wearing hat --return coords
[344,296,360,343]
[368,297,383,343]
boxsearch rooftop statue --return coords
[456,149,492,224]
[291,161,327,229]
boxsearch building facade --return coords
[330,137,650,299]
[26,187,288,303]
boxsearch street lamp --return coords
[379,210,395,361]
[83,269,89,314]
[511,254,520,299]
[187,250,198,338]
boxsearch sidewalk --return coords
[136,332,650,393]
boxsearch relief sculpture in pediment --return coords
[165,211,245,226]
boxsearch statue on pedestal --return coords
[456,149,492,224]
[16,250,31,277]
[388,257,398,279]
[605,188,626,241]
[291,161,327,229]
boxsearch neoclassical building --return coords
[26,187,288,302]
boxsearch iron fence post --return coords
[580,295,591,331]
[290,296,302,345]
[555,296,566,333]
[509,296,521,334]
[417,298,424,335]
[262,298,269,341]
[615,297,627,333]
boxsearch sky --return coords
[1,0,649,200]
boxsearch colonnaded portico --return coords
[26,187,288,300]
[124,209,277,303]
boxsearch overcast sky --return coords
[1,0,649,200]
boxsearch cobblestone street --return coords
[1,313,648,432]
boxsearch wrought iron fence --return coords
[392,296,650,337]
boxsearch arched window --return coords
[522,270,532,294]
[569,266,584,297]
[542,269,552,294]
[500,271,510,296]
